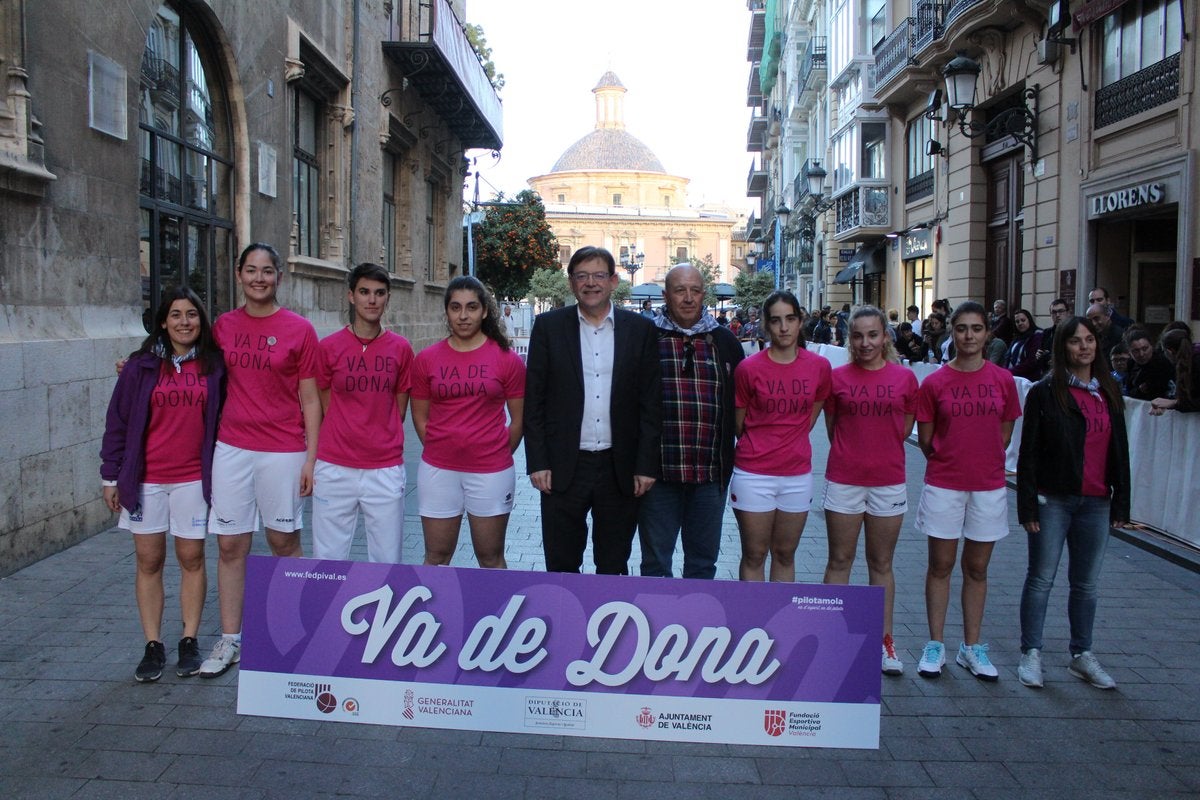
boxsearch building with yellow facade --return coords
[529,72,742,286]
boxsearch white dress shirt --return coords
[578,303,615,450]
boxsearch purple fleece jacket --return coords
[99,351,225,512]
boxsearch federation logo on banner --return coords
[764,709,786,737]
[525,696,586,730]
[314,684,337,714]
[402,689,414,720]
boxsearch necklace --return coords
[351,325,383,352]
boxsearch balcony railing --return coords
[799,37,827,94]
[747,61,763,107]
[794,158,825,207]
[913,2,943,53]
[906,170,934,204]
[1095,54,1181,129]
[747,159,767,197]
[834,184,890,237]
[748,7,766,61]
[871,18,914,89]
[383,0,503,150]
[942,0,986,29]
[747,109,767,152]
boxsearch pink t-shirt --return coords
[214,307,319,452]
[734,348,832,476]
[316,328,414,469]
[143,360,208,484]
[411,339,526,473]
[827,362,918,486]
[916,361,1022,491]
[1069,387,1112,498]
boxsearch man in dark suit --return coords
[524,246,662,574]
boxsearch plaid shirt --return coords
[657,330,723,483]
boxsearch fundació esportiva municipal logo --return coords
[763,709,786,737]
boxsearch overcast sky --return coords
[464,0,753,212]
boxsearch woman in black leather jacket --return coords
[1016,316,1130,691]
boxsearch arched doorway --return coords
[138,1,234,330]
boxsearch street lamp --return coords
[620,250,645,283]
[801,161,835,213]
[942,51,1039,162]
[774,202,790,291]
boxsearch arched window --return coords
[138,2,233,329]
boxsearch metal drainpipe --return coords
[347,0,361,266]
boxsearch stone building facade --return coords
[528,73,740,286]
[0,0,502,573]
[749,0,1196,332]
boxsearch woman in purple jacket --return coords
[101,287,224,682]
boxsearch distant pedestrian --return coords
[640,299,656,319]
[412,276,526,568]
[1149,328,1200,415]
[101,287,225,682]
[312,263,414,564]
[731,291,831,582]
[915,301,1021,682]
[1017,315,1129,690]
[822,306,917,676]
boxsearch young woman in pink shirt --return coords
[914,301,1021,682]
[101,287,224,681]
[201,242,322,677]
[822,306,918,675]
[312,262,415,563]
[731,291,831,582]
[411,276,525,568]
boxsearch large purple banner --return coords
[238,556,883,748]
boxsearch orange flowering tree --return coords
[472,190,559,301]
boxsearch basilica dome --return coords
[547,71,666,174]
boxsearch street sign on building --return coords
[838,249,854,263]
[757,258,776,274]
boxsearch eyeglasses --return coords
[570,270,612,284]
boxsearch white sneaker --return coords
[199,637,241,678]
[956,642,999,681]
[1069,651,1116,689]
[1018,648,1044,688]
[882,634,904,676]
[918,640,945,678]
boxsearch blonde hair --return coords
[846,305,898,363]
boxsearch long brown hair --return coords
[444,275,511,350]
[1050,316,1123,414]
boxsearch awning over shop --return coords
[833,243,884,284]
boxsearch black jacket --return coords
[1016,378,1131,525]
[524,304,662,495]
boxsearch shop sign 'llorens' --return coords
[1088,182,1166,219]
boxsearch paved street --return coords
[2,420,1199,799]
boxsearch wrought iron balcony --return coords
[747,159,767,197]
[799,37,827,94]
[913,2,943,53]
[383,0,503,150]
[834,184,890,239]
[746,210,762,241]
[747,109,767,152]
[1095,54,1181,129]
[747,62,763,107]
[871,18,915,90]
[906,169,935,204]
[942,0,986,30]
[748,7,766,61]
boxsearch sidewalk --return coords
[2,421,1199,798]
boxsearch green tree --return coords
[612,280,632,307]
[472,190,558,301]
[733,268,775,316]
[464,23,505,91]
[527,267,571,310]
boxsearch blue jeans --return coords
[1019,494,1111,655]
[637,481,726,579]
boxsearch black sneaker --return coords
[177,636,202,677]
[135,641,166,682]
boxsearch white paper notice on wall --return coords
[88,51,127,140]
[258,143,277,197]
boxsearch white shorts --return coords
[916,485,1010,542]
[208,442,306,535]
[417,461,515,519]
[822,480,908,517]
[311,460,406,563]
[729,468,814,514]
[119,480,208,539]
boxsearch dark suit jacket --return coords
[524,304,662,496]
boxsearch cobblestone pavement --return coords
[2,421,1199,799]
